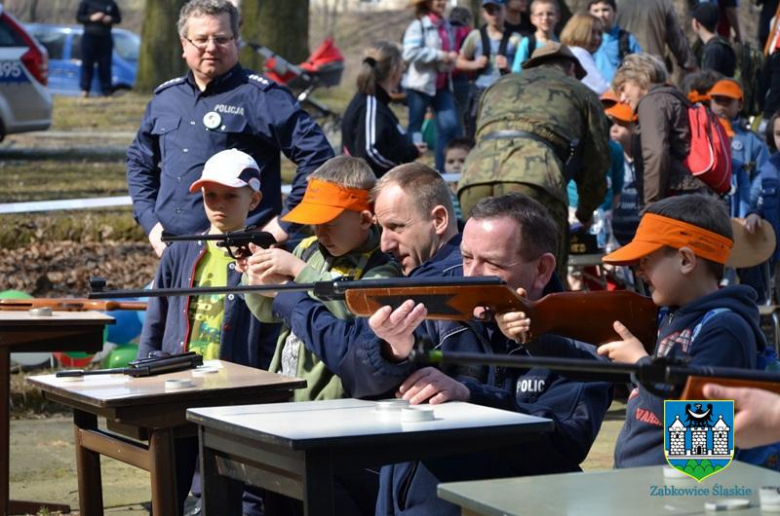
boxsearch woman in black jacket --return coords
[341,41,425,177]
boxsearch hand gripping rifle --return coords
[0,298,147,312]
[161,226,277,259]
[420,350,780,400]
[89,276,659,353]
[55,352,203,378]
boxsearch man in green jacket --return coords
[459,43,610,277]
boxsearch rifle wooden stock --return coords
[681,376,780,400]
[0,298,147,312]
[346,287,658,353]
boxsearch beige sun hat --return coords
[522,42,587,80]
[726,217,777,268]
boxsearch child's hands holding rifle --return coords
[596,321,650,364]
[494,287,532,343]
[235,243,305,297]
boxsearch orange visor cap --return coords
[281,178,372,225]
[709,79,743,101]
[605,102,636,123]
[603,213,734,265]
[600,89,619,108]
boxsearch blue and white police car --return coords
[0,4,51,141]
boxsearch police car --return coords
[0,4,51,141]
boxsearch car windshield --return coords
[113,32,139,62]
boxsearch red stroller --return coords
[249,37,344,126]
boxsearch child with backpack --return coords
[588,0,641,83]
[457,0,522,138]
[510,0,560,72]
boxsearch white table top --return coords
[29,360,305,408]
[438,460,780,516]
[187,398,553,448]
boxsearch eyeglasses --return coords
[183,35,235,51]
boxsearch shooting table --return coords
[28,360,305,516]
[0,310,112,516]
[438,460,780,516]
[187,398,554,516]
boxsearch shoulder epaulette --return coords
[154,76,186,94]
[246,73,273,91]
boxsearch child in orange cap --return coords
[241,156,401,402]
[499,193,773,469]
[600,194,772,468]
[709,79,772,301]
[607,102,641,245]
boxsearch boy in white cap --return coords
[138,148,280,515]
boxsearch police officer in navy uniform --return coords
[127,0,334,257]
[76,0,121,97]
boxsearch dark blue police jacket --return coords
[127,64,334,236]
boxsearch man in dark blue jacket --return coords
[259,167,611,515]
[126,0,333,257]
[76,0,120,96]
[360,193,611,516]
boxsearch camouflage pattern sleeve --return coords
[573,91,610,224]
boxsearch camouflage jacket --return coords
[460,66,610,222]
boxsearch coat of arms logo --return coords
[664,400,735,482]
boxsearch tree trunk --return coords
[240,0,309,71]
[135,0,188,93]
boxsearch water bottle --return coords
[589,208,607,250]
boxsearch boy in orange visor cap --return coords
[240,156,401,402]
[497,194,771,468]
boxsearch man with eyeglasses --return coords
[127,0,334,257]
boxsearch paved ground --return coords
[10,401,626,515]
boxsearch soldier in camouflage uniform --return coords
[459,43,610,278]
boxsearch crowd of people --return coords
[121,0,780,515]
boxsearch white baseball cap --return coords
[189,149,262,193]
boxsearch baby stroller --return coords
[249,37,344,129]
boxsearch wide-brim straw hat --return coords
[522,42,587,80]
[726,217,777,268]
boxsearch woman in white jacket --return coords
[402,0,462,171]
[560,13,610,95]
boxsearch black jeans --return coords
[80,32,113,94]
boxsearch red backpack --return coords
[683,102,732,194]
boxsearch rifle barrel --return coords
[88,276,506,300]
[427,350,780,389]
[428,350,638,376]
[161,234,227,242]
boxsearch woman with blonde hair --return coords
[401,0,461,171]
[613,53,708,204]
[341,41,425,177]
[560,13,609,94]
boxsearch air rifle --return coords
[89,276,659,353]
[421,350,780,400]
[161,226,276,259]
[0,298,147,312]
[55,352,203,378]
